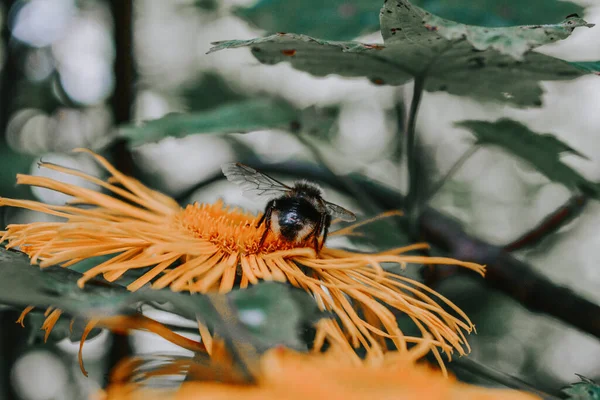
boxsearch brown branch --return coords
[419,207,600,339]
[503,194,588,252]
[422,194,588,287]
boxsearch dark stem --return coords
[393,97,406,162]
[104,0,135,388]
[109,0,135,175]
[0,0,17,147]
[504,194,588,252]
[425,145,480,204]
[405,75,426,226]
[0,311,22,400]
[0,3,26,399]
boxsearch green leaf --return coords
[228,283,323,351]
[209,1,595,107]
[0,248,130,313]
[417,0,584,27]
[120,99,297,147]
[562,375,600,400]
[455,118,600,196]
[568,61,600,75]
[120,98,339,147]
[0,248,326,350]
[421,13,593,60]
[180,72,248,113]
[234,0,583,41]
[234,0,381,41]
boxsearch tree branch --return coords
[419,207,600,339]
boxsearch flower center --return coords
[178,200,303,254]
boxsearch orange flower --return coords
[0,149,485,372]
[100,337,538,400]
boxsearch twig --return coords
[504,194,588,252]
[446,356,562,400]
[425,145,480,204]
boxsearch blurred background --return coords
[1,0,600,398]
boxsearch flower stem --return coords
[405,75,426,227]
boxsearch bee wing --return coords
[221,162,292,201]
[324,201,357,222]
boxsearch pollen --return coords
[178,202,297,254]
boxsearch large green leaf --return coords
[234,0,583,40]
[0,248,325,350]
[209,1,595,107]
[119,98,338,147]
[455,118,600,197]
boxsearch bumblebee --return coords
[222,163,356,253]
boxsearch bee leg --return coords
[258,201,275,249]
[312,214,328,256]
[320,214,332,252]
[256,200,275,228]
[311,226,321,255]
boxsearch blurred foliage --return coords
[0,248,325,351]
[180,73,248,113]
[121,98,297,147]
[210,2,596,107]
[11,76,70,113]
[562,375,600,400]
[0,146,35,200]
[120,98,338,147]
[455,119,600,197]
[234,0,583,40]
[227,283,323,351]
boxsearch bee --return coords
[221,163,356,253]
